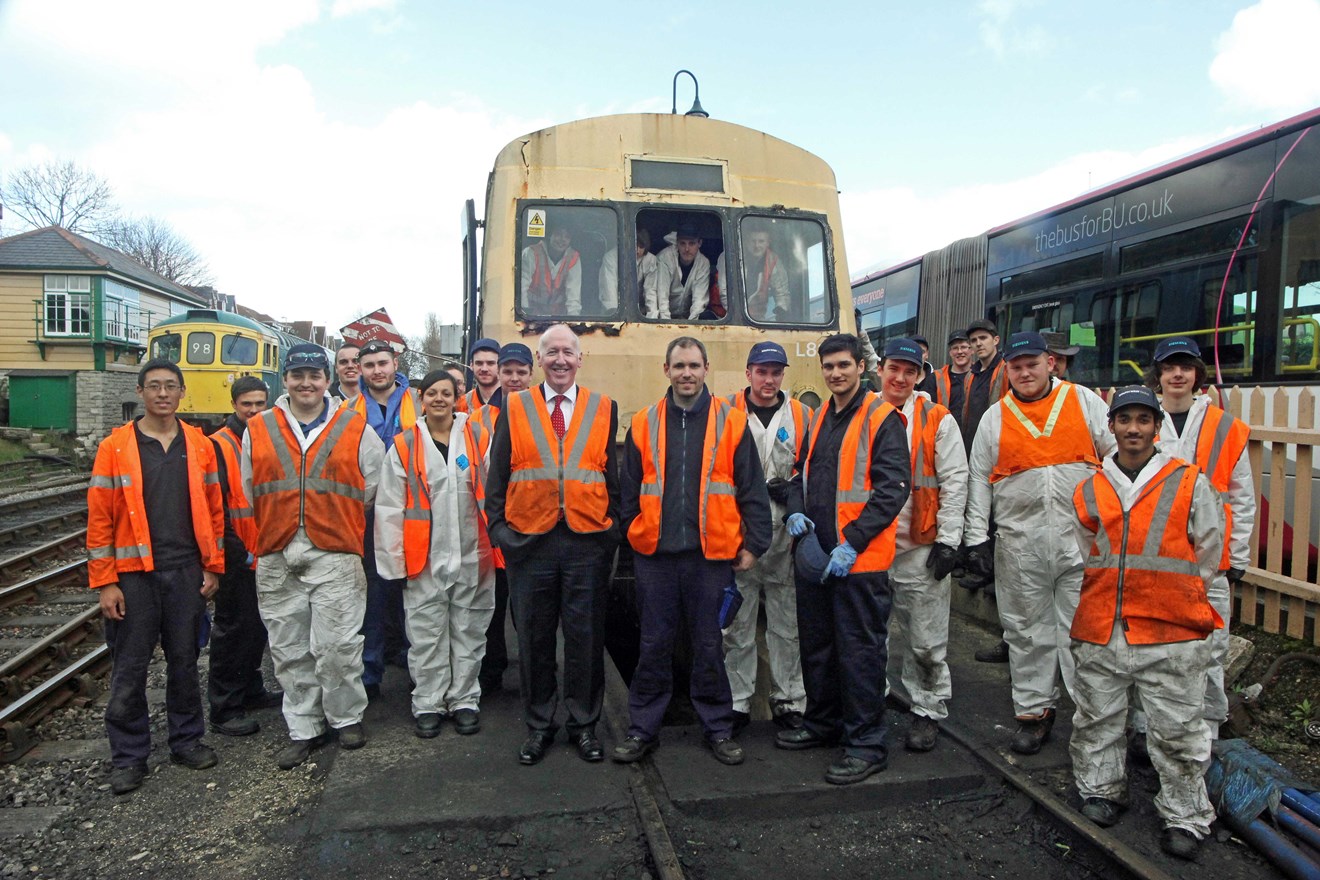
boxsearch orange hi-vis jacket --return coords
[1072,459,1223,645]
[726,391,812,463]
[212,424,258,570]
[907,396,951,545]
[932,366,966,411]
[247,405,370,557]
[802,392,900,573]
[962,359,1008,424]
[1190,405,1251,571]
[505,387,615,535]
[463,402,504,568]
[990,381,1100,483]
[350,386,418,434]
[455,387,492,415]
[391,422,487,579]
[628,395,748,560]
[87,421,225,588]
[526,244,580,315]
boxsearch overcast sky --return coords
[2,0,1319,338]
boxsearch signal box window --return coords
[151,332,183,363]
[187,332,216,365]
[735,216,833,326]
[221,334,258,366]
[518,205,618,320]
[635,209,725,322]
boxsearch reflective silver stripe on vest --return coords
[1002,383,1071,439]
[638,403,664,497]
[1090,548,1201,577]
[1199,411,1236,494]
[704,402,736,495]
[88,545,113,559]
[115,544,151,560]
[90,474,132,490]
[1079,477,1107,551]
[508,390,606,485]
[911,398,941,489]
[203,470,221,485]
[251,410,299,497]
[1140,467,1187,558]
[837,396,883,505]
[398,430,431,522]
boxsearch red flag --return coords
[340,308,407,352]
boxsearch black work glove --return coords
[1226,567,1246,585]
[925,543,960,581]
[963,541,994,579]
[766,477,791,504]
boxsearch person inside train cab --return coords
[208,376,283,738]
[635,229,659,315]
[655,222,711,321]
[742,225,790,322]
[330,342,361,403]
[89,358,226,795]
[458,338,501,413]
[351,339,420,701]
[521,221,582,317]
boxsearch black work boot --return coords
[1010,708,1055,755]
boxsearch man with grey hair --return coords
[485,324,621,765]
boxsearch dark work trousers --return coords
[479,567,510,689]
[628,550,735,742]
[796,567,893,764]
[103,565,206,768]
[207,565,268,722]
[361,514,408,687]
[505,525,612,736]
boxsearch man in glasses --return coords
[242,344,385,769]
[88,359,227,795]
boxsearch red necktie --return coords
[551,395,566,439]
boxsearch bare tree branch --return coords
[98,215,213,287]
[0,160,116,234]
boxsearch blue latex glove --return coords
[786,513,814,538]
[823,542,858,582]
[245,552,255,567]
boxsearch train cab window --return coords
[221,334,258,365]
[635,208,726,322]
[517,204,618,320]
[150,332,182,363]
[1279,202,1320,378]
[187,332,216,365]
[737,216,833,326]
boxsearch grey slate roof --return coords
[0,226,205,304]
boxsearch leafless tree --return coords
[99,215,212,286]
[0,160,116,234]
[398,314,453,380]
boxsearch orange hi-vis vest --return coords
[907,396,950,545]
[990,381,1100,483]
[505,387,614,535]
[962,359,1008,424]
[932,366,966,411]
[87,421,225,588]
[1072,460,1223,645]
[455,387,493,415]
[391,422,486,579]
[462,405,504,569]
[247,405,369,557]
[803,392,900,573]
[628,395,748,560]
[1192,404,1251,570]
[350,386,418,435]
[212,424,257,570]
[527,244,580,315]
[726,391,812,461]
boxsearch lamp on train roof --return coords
[671,69,709,118]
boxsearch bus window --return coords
[853,262,919,345]
[221,334,258,366]
[636,208,725,322]
[517,204,618,320]
[1280,203,1320,378]
[1119,215,1257,275]
[150,332,182,363]
[738,216,832,326]
[187,332,216,365]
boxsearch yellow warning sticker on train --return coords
[526,209,546,238]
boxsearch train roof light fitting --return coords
[671,70,709,118]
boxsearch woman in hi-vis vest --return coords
[374,370,496,740]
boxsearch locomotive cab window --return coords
[738,216,833,326]
[221,334,258,366]
[635,208,726,322]
[517,204,618,320]
[150,332,182,363]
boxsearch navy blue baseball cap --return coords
[1152,336,1202,362]
[498,342,533,366]
[911,334,930,351]
[469,337,500,358]
[283,343,330,374]
[1005,331,1048,360]
[882,337,924,367]
[1108,385,1162,418]
[747,341,789,366]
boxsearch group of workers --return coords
[87,314,1251,862]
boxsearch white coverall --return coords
[964,379,1115,717]
[240,395,385,742]
[374,414,496,716]
[715,250,790,320]
[598,249,659,315]
[1069,451,1224,838]
[654,244,710,320]
[887,393,968,722]
[519,243,582,315]
[721,393,807,716]
[1157,394,1255,728]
